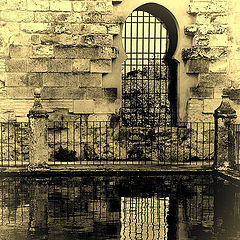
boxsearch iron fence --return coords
[47,121,215,166]
[0,122,30,167]
[231,124,240,169]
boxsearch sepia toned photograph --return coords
[0,0,239,239]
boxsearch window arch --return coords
[121,4,178,127]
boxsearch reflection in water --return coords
[121,197,169,240]
[0,175,239,239]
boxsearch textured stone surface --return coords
[191,87,214,98]
[72,59,90,72]
[73,100,94,114]
[187,60,209,73]
[90,59,112,73]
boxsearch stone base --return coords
[27,162,50,172]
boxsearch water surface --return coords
[0,174,239,240]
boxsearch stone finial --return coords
[214,94,237,120]
[28,88,48,119]
[33,88,42,109]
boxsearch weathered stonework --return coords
[0,0,239,125]
[0,0,123,121]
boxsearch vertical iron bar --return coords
[54,122,56,165]
[190,122,192,165]
[202,123,205,166]
[100,121,102,163]
[73,121,75,165]
[7,123,9,167]
[14,123,16,166]
[67,121,69,165]
[1,123,3,167]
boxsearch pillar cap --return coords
[214,94,237,119]
[28,88,49,119]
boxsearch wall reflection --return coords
[0,175,239,240]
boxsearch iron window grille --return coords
[122,10,173,127]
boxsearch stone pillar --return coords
[214,94,237,168]
[27,88,49,170]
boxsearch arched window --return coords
[122,8,177,127]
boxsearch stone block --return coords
[82,11,103,23]
[95,34,113,46]
[78,73,102,87]
[12,33,31,45]
[188,2,227,14]
[79,24,108,34]
[28,59,49,72]
[27,73,43,87]
[0,59,6,72]
[199,25,226,34]
[79,34,113,46]
[53,23,72,34]
[103,15,124,24]
[34,12,54,22]
[90,59,112,73]
[203,99,221,114]
[6,0,27,10]
[198,73,228,87]
[187,60,209,73]
[95,2,113,12]
[103,88,117,101]
[187,99,204,121]
[54,46,99,59]
[6,59,28,72]
[6,73,42,87]
[196,14,211,25]
[72,59,90,72]
[21,23,51,34]
[6,87,34,99]
[73,100,94,114]
[209,34,228,47]
[42,100,73,112]
[1,10,34,22]
[64,87,87,99]
[86,88,104,99]
[5,73,28,86]
[184,25,198,36]
[190,87,214,98]
[43,73,77,86]
[193,35,209,46]
[28,0,49,11]
[9,45,30,58]
[107,24,120,35]
[94,100,116,114]
[31,45,54,58]
[49,0,71,11]
[209,59,227,73]
[72,1,88,12]
[229,89,240,100]
[211,14,228,25]
[41,87,86,100]
[48,59,72,73]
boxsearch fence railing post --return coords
[27,88,49,170]
[213,94,237,169]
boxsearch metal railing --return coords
[0,122,30,167]
[47,121,215,166]
[230,124,240,169]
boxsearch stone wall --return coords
[0,0,240,123]
[184,0,229,122]
[0,0,123,122]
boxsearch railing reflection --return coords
[0,176,239,239]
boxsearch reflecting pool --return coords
[0,174,239,240]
